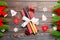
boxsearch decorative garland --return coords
[50,0,60,40]
[0,1,9,37]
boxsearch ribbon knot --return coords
[21,16,39,27]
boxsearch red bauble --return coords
[0,18,3,22]
[42,26,48,32]
[54,8,60,13]
[57,26,60,31]
[13,18,20,24]
[56,21,60,25]
[0,6,7,17]
[57,13,60,16]
[54,8,60,16]
[0,23,4,26]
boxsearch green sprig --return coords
[0,1,8,6]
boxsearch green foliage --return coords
[51,0,60,39]
[55,37,60,40]
[58,0,60,3]
[0,18,9,23]
[53,3,60,10]
[53,15,60,22]
[0,25,9,30]
[4,8,8,12]
[51,22,57,27]
[0,1,9,37]
[0,1,8,12]
[50,30,60,37]
[3,18,9,23]
[0,32,3,37]
[0,1,8,6]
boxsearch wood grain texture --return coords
[1,0,58,2]
[0,0,57,40]
[6,2,57,11]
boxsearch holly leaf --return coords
[53,3,60,10]
[53,15,60,22]
[0,32,3,37]
[50,30,60,37]
[0,25,9,30]
[0,1,8,6]
[3,18,9,22]
[58,0,60,3]
[4,8,8,12]
[55,37,60,40]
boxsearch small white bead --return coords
[52,14,55,17]
[53,27,57,30]
[14,28,18,32]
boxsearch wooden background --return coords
[0,0,58,40]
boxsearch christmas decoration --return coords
[10,10,17,16]
[0,1,9,37]
[42,26,48,32]
[20,6,39,35]
[57,26,60,31]
[13,27,18,32]
[52,14,56,17]
[50,0,60,40]
[42,14,47,21]
[58,0,60,3]
[21,9,33,35]
[53,27,57,31]
[43,7,48,12]
[13,17,20,24]
[0,6,8,17]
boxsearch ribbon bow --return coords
[21,16,39,27]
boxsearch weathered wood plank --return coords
[2,0,58,2]
[6,2,57,11]
[0,0,57,40]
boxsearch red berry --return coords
[0,18,3,22]
[54,8,60,13]
[57,13,60,16]
[0,23,4,26]
[57,26,60,31]
[56,21,60,25]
